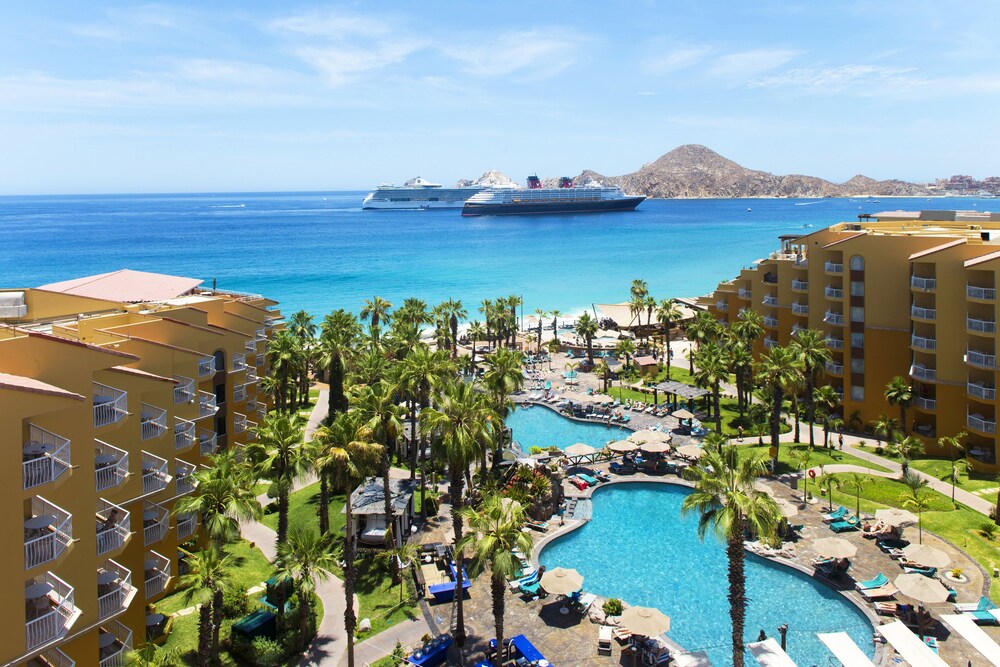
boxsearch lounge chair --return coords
[519,579,542,597]
[859,584,899,600]
[574,592,597,614]
[830,516,861,532]
[598,625,613,656]
[875,602,905,616]
[856,573,889,590]
[510,570,539,591]
[525,521,549,532]
[576,473,599,486]
[568,476,589,490]
[954,596,997,612]
[609,461,635,475]
[957,596,1000,624]
[821,506,848,523]
[923,636,940,654]
[901,564,937,578]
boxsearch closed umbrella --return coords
[672,409,695,420]
[901,544,951,569]
[875,508,918,528]
[608,440,638,453]
[813,537,857,559]
[620,606,671,636]
[676,444,704,459]
[565,443,597,458]
[540,567,584,596]
[894,573,950,603]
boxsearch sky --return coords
[1,1,998,195]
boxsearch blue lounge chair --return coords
[963,598,999,624]
[519,579,542,597]
[902,565,937,577]
[609,461,635,475]
[576,473,599,486]
[856,573,889,590]
[830,516,861,532]
[821,506,848,523]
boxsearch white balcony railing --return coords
[233,383,247,403]
[173,375,195,404]
[175,459,197,495]
[792,302,809,315]
[824,261,843,273]
[144,550,171,598]
[825,361,844,375]
[762,295,779,306]
[198,356,216,378]
[911,306,936,320]
[246,367,258,383]
[233,412,247,434]
[968,413,997,434]
[910,276,936,290]
[142,502,169,546]
[93,382,128,428]
[911,335,937,350]
[199,429,218,456]
[763,316,779,328]
[141,451,171,495]
[738,288,752,299]
[245,339,257,354]
[96,500,130,556]
[232,352,247,373]
[968,316,997,334]
[824,311,845,325]
[25,497,73,570]
[968,382,997,401]
[177,513,198,540]
[140,404,167,440]
[914,396,937,411]
[910,364,937,382]
[197,391,218,419]
[174,417,196,450]
[824,286,844,299]
[255,353,265,368]
[763,337,777,349]
[23,424,72,490]
[715,301,729,312]
[25,572,78,651]
[791,279,808,291]
[37,648,75,667]
[967,285,997,301]
[825,337,844,350]
[98,620,132,667]
[255,327,266,341]
[95,441,129,492]
[97,559,135,621]
[967,349,997,369]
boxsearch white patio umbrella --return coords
[676,444,704,459]
[608,440,638,453]
[894,573,950,604]
[620,606,671,636]
[875,508,918,528]
[639,441,672,454]
[565,443,597,458]
[901,544,951,569]
[540,567,584,596]
[629,430,672,444]
[813,537,857,559]
[672,409,696,420]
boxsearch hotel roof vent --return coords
[0,292,27,319]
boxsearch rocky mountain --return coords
[455,170,518,188]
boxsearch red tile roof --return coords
[39,269,203,303]
[0,372,84,400]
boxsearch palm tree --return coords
[458,495,533,667]
[792,447,815,500]
[246,412,308,549]
[616,338,636,370]
[549,309,561,341]
[693,341,729,434]
[467,321,486,372]
[173,450,261,547]
[728,339,754,415]
[840,471,873,517]
[482,348,524,475]
[594,359,612,392]
[755,346,803,469]
[887,434,924,478]
[820,473,841,512]
[574,312,598,364]
[361,296,393,343]
[318,309,360,416]
[505,295,522,348]
[532,309,548,352]
[288,310,317,401]
[790,329,831,448]
[479,299,494,348]
[376,540,421,603]
[812,385,841,448]
[870,413,899,452]
[656,299,682,367]
[939,431,968,502]
[686,311,722,373]
[884,376,914,435]
[682,446,781,667]
[900,478,931,543]
[399,347,454,504]
[267,329,304,410]
[179,547,235,666]
[442,298,467,359]
[275,528,340,644]
[420,380,494,654]
[356,380,404,543]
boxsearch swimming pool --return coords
[539,483,874,667]
[507,405,627,451]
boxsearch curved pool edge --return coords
[532,477,890,666]
[513,396,639,432]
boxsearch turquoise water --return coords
[0,192,991,316]
[506,406,627,451]
[540,483,873,667]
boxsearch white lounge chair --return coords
[598,625,613,656]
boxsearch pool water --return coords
[539,483,874,667]
[507,406,627,451]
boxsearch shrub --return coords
[251,637,285,667]
[950,568,963,578]
[529,446,545,455]
[603,598,623,617]
[222,589,256,618]
[978,521,998,541]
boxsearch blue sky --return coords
[1,1,998,194]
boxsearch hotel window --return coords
[850,281,865,297]
[850,306,865,322]
[850,255,865,271]
[851,332,864,348]
[851,358,865,374]
[850,386,865,401]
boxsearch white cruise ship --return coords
[361,177,486,209]
[461,176,645,216]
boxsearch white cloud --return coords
[748,64,919,92]
[709,48,799,78]
[440,29,586,79]
[268,12,390,39]
[642,45,713,74]
[171,59,305,86]
[295,41,426,86]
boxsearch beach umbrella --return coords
[774,498,799,518]
[894,573,950,603]
[639,440,672,454]
[620,606,671,636]
[900,544,951,569]
[592,394,614,404]
[813,537,857,559]
[629,430,672,444]
[540,567,584,596]
[672,408,695,420]
[876,508,918,528]
[608,440,638,453]
[675,444,704,460]
[565,443,597,458]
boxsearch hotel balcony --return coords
[824,261,843,274]
[762,273,778,285]
[197,391,218,419]
[791,279,808,292]
[738,288,752,299]
[762,295,779,306]
[245,339,257,354]
[95,440,129,492]
[968,316,997,335]
[914,396,937,411]
[246,367,258,384]
[198,356,216,378]
[199,429,218,456]
[140,404,167,441]
[910,276,936,291]
[911,306,936,321]
[791,302,808,315]
[968,412,997,435]
[715,301,729,312]
[233,412,247,434]
[824,311,845,326]
[825,361,844,376]
[24,497,73,570]
[142,501,169,546]
[232,352,247,373]
[144,550,171,598]
[96,500,130,556]
[233,383,247,403]
[967,285,997,301]
[175,459,197,495]
[968,382,997,402]
[23,424,72,490]
[98,620,132,667]
[255,326,266,341]
[173,375,195,404]
[763,337,777,349]
[824,286,844,299]
[141,451,171,495]
[791,323,806,336]
[825,336,844,350]
[911,335,937,351]
[910,364,937,382]
[255,353,265,368]
[174,417,196,450]
[762,316,779,328]
[246,421,258,442]
[177,513,198,541]
[967,349,997,369]
[30,648,75,667]
[97,559,136,622]
[93,382,128,428]
[25,572,80,651]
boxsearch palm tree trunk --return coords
[382,439,394,546]
[450,468,467,651]
[793,395,800,442]
[714,384,722,434]
[277,486,290,548]
[491,573,506,667]
[471,339,478,373]
[319,474,330,535]
[344,488,357,667]
[212,587,224,657]
[451,316,459,360]
[409,400,418,481]
[300,580,312,644]
[198,599,213,667]
[727,520,747,667]
[900,406,907,435]
[770,385,782,468]
[806,375,816,448]
[329,355,348,415]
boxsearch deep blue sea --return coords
[0,192,992,317]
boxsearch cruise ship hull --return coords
[361,198,470,210]
[461,196,645,216]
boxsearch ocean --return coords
[0,192,991,318]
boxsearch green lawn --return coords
[734,442,890,475]
[908,457,999,495]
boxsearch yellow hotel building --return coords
[704,209,1000,475]
[0,270,279,667]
